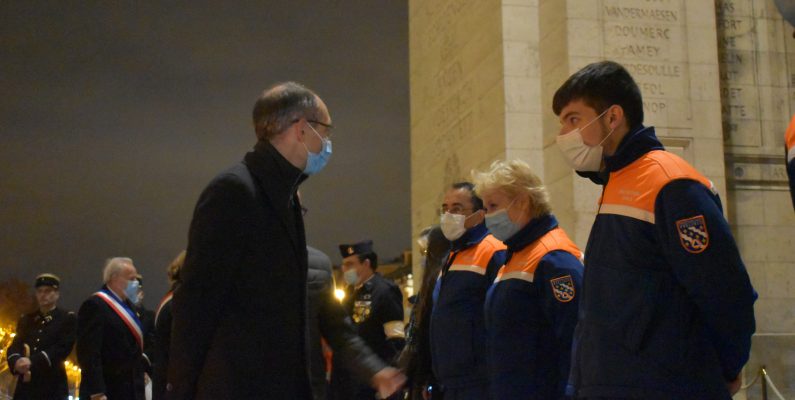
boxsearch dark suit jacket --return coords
[152,294,173,400]
[77,289,146,400]
[306,246,386,400]
[6,307,76,400]
[168,141,312,400]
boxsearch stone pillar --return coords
[409,0,506,286]
[716,1,795,398]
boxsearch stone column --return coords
[716,1,795,398]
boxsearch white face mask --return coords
[556,107,615,172]
[439,211,480,241]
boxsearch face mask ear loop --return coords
[597,107,618,147]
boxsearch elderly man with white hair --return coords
[77,257,150,400]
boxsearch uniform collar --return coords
[603,125,664,173]
[503,214,558,252]
[451,222,488,251]
[354,272,377,291]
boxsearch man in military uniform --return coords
[331,240,405,400]
[6,273,77,400]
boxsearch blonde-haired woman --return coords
[472,159,584,400]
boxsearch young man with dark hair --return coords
[553,60,756,400]
[429,182,506,399]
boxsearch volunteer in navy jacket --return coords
[429,182,506,399]
[472,160,583,400]
[786,114,795,211]
[553,60,756,399]
[77,257,149,400]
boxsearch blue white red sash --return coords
[94,289,144,350]
[154,291,173,327]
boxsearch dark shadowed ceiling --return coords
[0,1,409,311]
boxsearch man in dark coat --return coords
[77,257,149,400]
[168,82,402,400]
[6,273,76,400]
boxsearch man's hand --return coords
[371,366,406,399]
[13,357,31,375]
[90,393,107,400]
[727,374,742,396]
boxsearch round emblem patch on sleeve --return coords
[676,215,709,253]
[550,275,575,303]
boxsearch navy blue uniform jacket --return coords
[6,307,76,400]
[570,126,757,399]
[430,223,505,390]
[485,215,582,400]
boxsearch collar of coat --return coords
[503,213,558,253]
[603,124,665,173]
[246,140,307,208]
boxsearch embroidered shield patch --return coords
[352,300,372,324]
[550,275,575,303]
[676,215,709,254]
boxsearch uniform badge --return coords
[353,300,372,323]
[347,246,354,255]
[676,215,709,254]
[550,275,575,303]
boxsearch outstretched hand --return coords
[372,366,406,399]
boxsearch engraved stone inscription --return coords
[601,0,690,129]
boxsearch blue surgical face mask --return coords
[343,269,359,285]
[303,123,332,176]
[485,199,522,241]
[124,279,140,302]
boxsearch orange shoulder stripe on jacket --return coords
[599,150,712,224]
[786,114,795,162]
[495,228,581,283]
[448,234,506,275]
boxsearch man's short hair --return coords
[252,82,320,141]
[357,252,379,271]
[552,60,644,129]
[451,181,484,211]
[103,257,133,284]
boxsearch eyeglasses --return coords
[307,120,334,140]
[440,206,474,215]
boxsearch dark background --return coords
[0,1,410,312]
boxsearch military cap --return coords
[339,240,374,258]
[35,273,60,289]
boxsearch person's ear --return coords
[608,105,625,129]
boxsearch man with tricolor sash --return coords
[77,257,149,400]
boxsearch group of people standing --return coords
[399,61,758,400]
[5,254,182,400]
[6,59,765,400]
